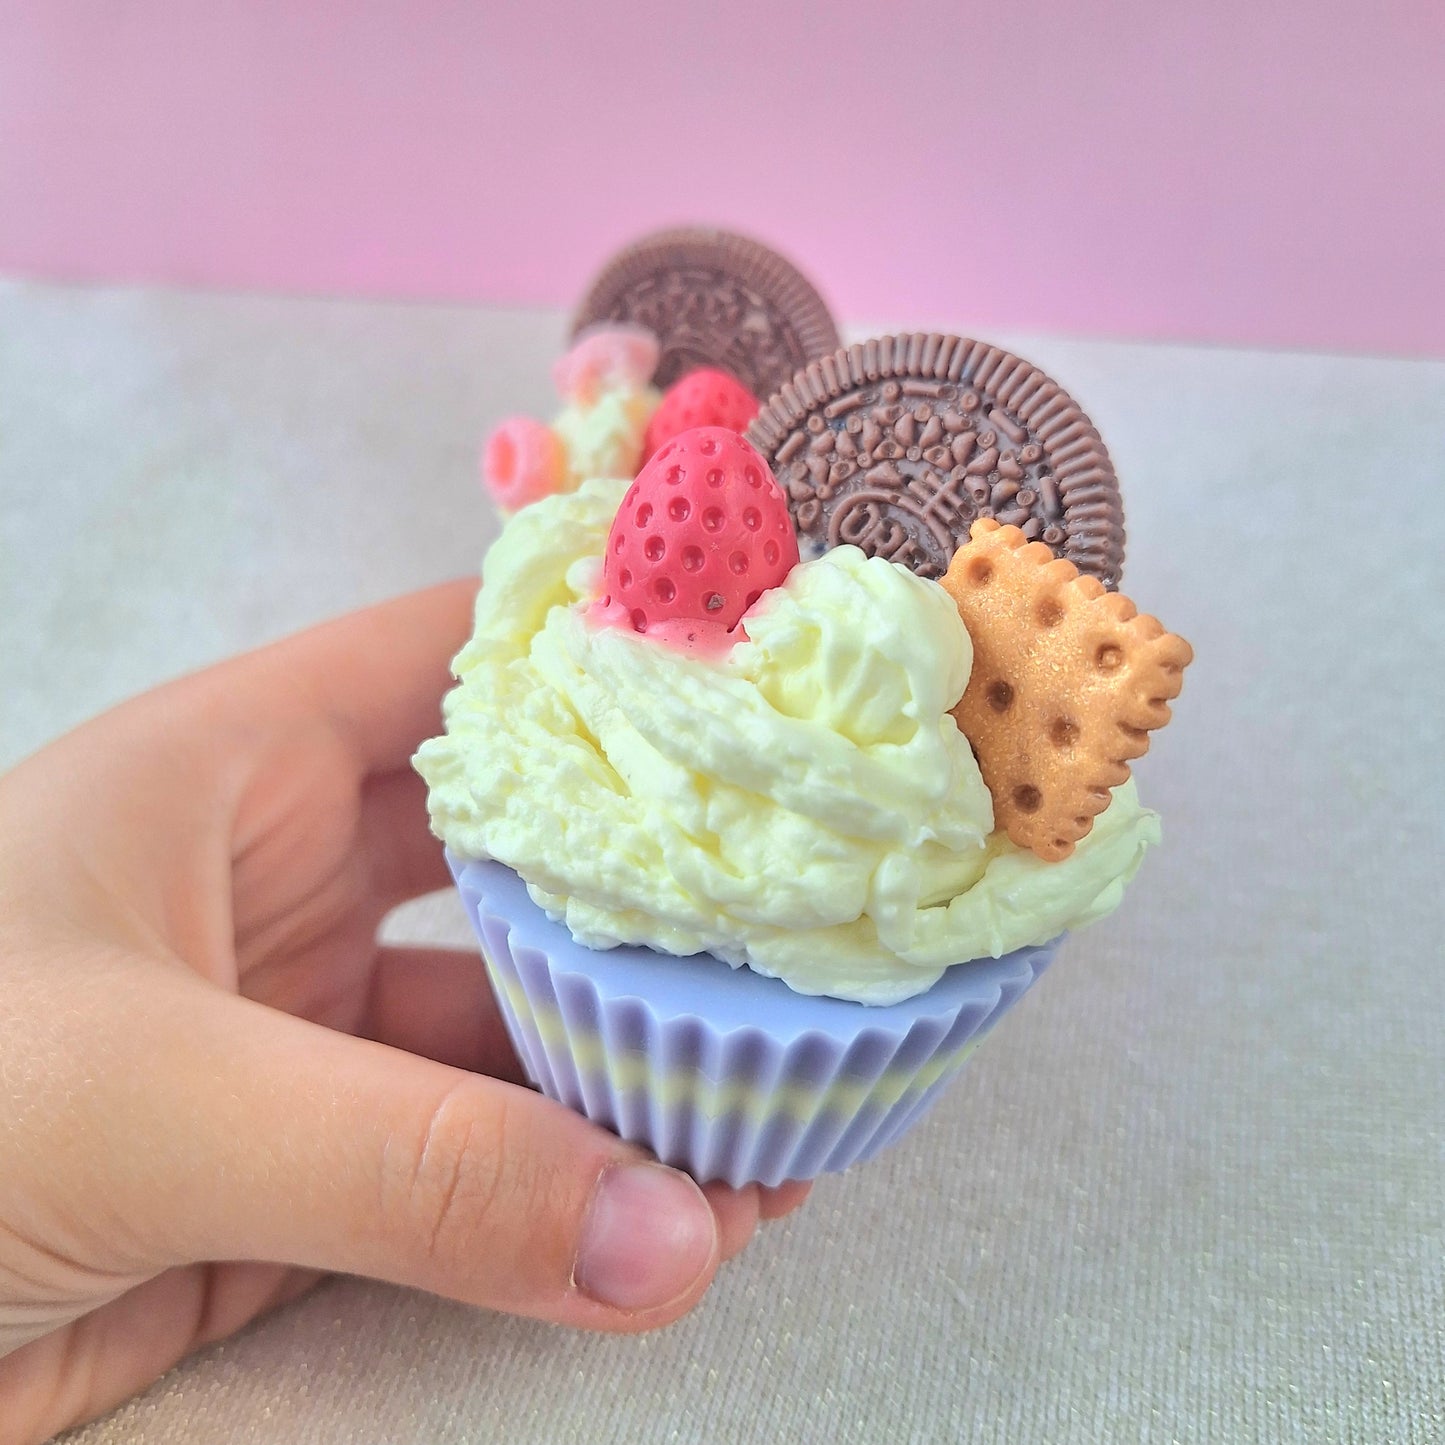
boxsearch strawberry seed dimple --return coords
[596,428,797,648]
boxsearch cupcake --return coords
[417,313,1190,1186]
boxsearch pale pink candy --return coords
[551,324,660,405]
[481,416,567,511]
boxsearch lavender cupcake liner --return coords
[450,854,1060,1188]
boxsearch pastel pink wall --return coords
[2,1,1442,356]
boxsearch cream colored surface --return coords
[417,483,1157,1003]
[2,284,1441,1444]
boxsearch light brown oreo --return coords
[747,334,1126,588]
[572,228,840,398]
[942,519,1192,861]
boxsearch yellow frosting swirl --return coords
[552,386,659,493]
[416,479,1159,1004]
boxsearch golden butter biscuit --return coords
[942,519,1192,861]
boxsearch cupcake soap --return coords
[418,328,1189,1183]
[429,232,1189,1185]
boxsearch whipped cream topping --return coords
[416,480,1158,1004]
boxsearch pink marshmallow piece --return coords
[552,324,660,405]
[482,416,567,511]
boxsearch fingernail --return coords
[575,1162,717,1311]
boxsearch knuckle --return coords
[387,1081,512,1268]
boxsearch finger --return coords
[0,1264,318,1445]
[759,1179,813,1221]
[93,972,722,1333]
[0,581,477,953]
[5,579,478,828]
[366,951,817,1237]
[702,1182,760,1263]
[365,944,524,1078]
[360,767,453,908]
[242,578,479,777]
[365,949,781,1263]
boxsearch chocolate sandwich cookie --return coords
[747,335,1126,588]
[572,228,841,398]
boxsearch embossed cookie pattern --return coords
[573,228,841,398]
[748,335,1127,588]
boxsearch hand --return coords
[0,582,809,1444]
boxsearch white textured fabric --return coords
[2,283,1441,1444]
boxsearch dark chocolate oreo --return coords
[572,228,841,398]
[746,335,1126,587]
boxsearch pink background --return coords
[2,1,1442,356]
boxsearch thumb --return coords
[116,978,723,1331]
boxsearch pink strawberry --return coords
[641,368,760,464]
[595,427,798,652]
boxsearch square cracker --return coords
[941,519,1193,861]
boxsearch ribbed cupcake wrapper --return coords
[451,855,1060,1187]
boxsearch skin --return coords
[0,581,808,1444]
